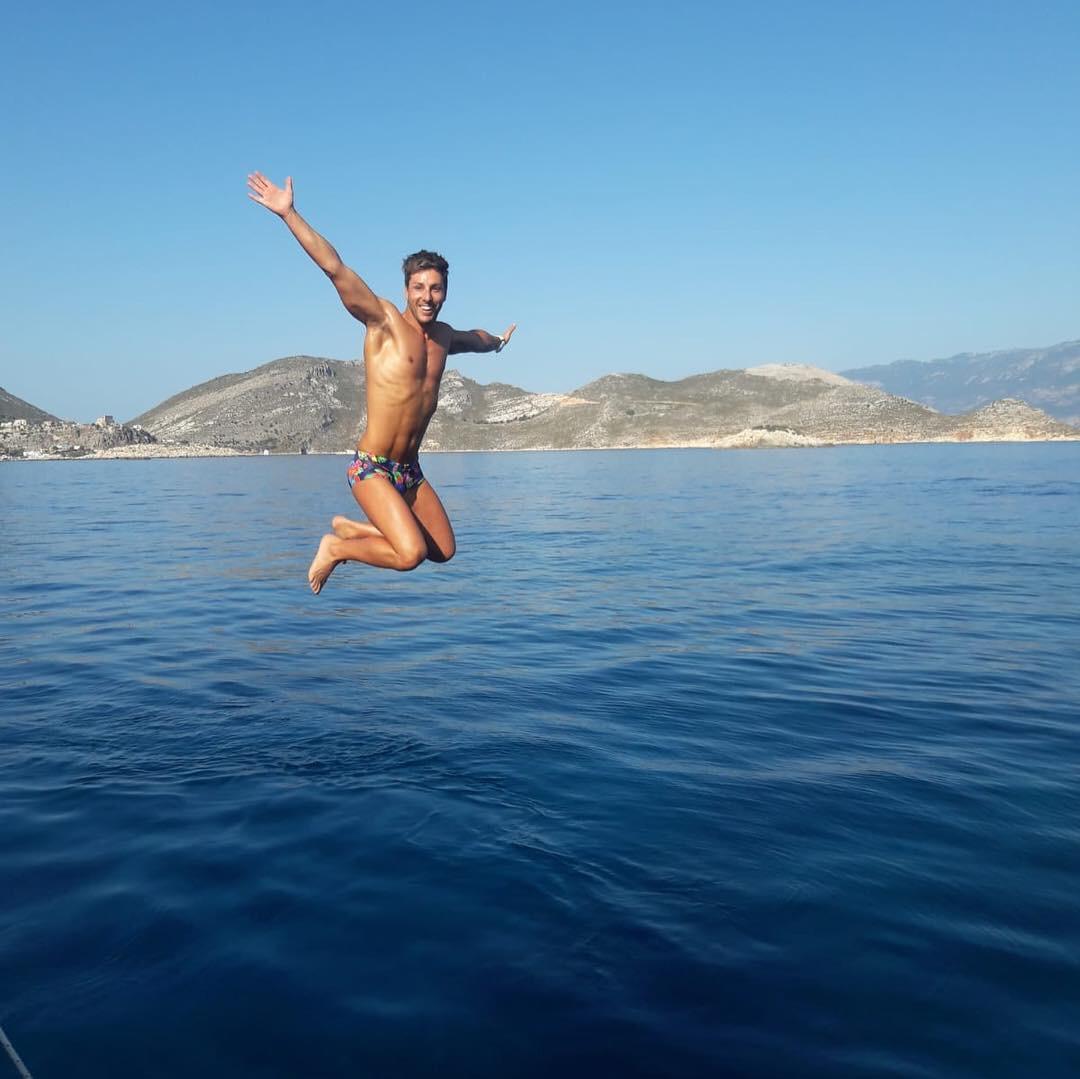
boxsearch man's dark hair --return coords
[402,250,449,285]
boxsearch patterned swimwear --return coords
[346,450,425,496]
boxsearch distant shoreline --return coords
[3,433,1078,464]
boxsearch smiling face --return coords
[404,268,447,326]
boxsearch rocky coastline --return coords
[4,426,1076,463]
[3,359,1078,462]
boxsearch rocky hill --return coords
[131,356,365,452]
[1,386,57,424]
[842,340,1080,425]
[125,357,1078,454]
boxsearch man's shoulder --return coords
[365,298,405,332]
[431,321,456,344]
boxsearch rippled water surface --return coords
[2,445,1079,1077]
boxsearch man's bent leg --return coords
[405,481,456,563]
[307,478,429,594]
[333,458,450,557]
[350,476,431,568]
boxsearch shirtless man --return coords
[247,172,515,594]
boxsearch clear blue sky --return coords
[2,0,1078,420]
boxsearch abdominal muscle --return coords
[357,407,432,463]
[357,355,442,463]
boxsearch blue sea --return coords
[2,444,1079,1078]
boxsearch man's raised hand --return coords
[247,172,293,217]
[498,324,518,351]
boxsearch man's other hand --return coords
[247,172,294,217]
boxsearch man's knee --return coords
[427,539,456,564]
[396,540,428,571]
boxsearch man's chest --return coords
[366,341,447,400]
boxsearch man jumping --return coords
[247,172,516,594]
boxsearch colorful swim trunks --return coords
[346,450,425,496]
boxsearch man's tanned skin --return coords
[247,172,516,593]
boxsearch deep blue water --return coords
[2,444,1079,1078]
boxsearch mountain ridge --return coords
[5,346,1079,459]
[842,340,1080,424]
[125,355,1077,454]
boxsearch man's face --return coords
[405,269,447,325]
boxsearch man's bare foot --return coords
[332,514,380,540]
[308,534,342,595]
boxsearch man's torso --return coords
[358,301,453,462]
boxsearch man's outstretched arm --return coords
[247,172,385,327]
[449,323,517,355]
